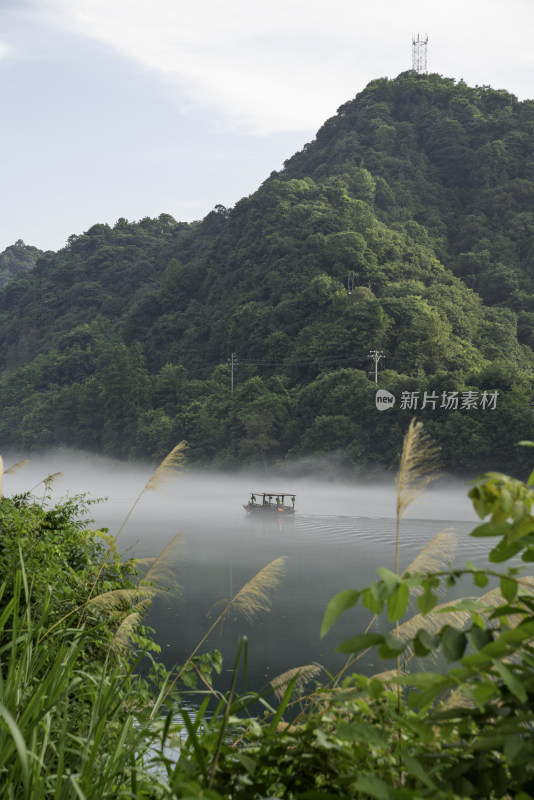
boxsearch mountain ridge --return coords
[1,71,533,474]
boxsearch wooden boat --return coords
[243,492,296,514]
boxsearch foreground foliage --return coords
[2,442,534,798]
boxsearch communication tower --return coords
[412,33,428,74]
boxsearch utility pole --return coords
[227,352,238,393]
[368,350,385,384]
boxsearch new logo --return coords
[375,389,396,410]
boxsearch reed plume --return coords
[396,419,440,575]
[29,470,63,494]
[394,419,439,723]
[114,441,188,542]
[88,442,187,602]
[227,556,286,622]
[87,532,184,655]
[140,532,183,589]
[157,558,286,712]
[3,458,28,475]
[88,587,156,612]
[394,597,471,650]
[403,530,456,596]
[112,598,153,654]
[270,664,321,701]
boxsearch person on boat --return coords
[291,496,295,508]
[251,494,256,505]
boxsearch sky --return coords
[1,0,533,254]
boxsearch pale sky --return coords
[1,0,533,253]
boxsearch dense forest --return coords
[0,239,43,287]
[1,71,534,474]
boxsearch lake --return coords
[2,451,499,692]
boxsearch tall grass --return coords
[0,567,172,799]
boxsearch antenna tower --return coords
[412,33,428,74]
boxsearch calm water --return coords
[2,453,502,691]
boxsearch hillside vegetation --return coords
[1,72,533,473]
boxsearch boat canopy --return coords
[251,492,296,498]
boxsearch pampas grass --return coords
[270,664,321,701]
[139,532,184,589]
[395,418,441,576]
[115,441,188,543]
[88,442,187,602]
[197,557,286,652]
[112,598,153,654]
[3,458,28,475]
[226,556,286,623]
[158,558,286,713]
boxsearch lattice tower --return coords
[412,33,428,74]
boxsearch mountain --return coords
[0,240,43,287]
[1,72,533,475]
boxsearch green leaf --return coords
[473,571,489,587]
[471,521,510,538]
[489,539,523,563]
[335,632,384,654]
[387,582,409,622]
[473,681,500,705]
[470,626,493,651]
[378,633,406,659]
[354,774,394,800]
[337,721,389,747]
[413,628,439,657]
[416,585,438,615]
[500,575,518,602]
[376,567,401,592]
[508,515,534,542]
[461,651,492,668]
[362,587,384,615]
[403,754,437,789]
[440,626,467,662]
[320,589,360,639]
[368,678,385,698]
[494,659,527,703]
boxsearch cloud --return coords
[0,40,12,60]
[21,0,534,133]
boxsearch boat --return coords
[243,492,296,514]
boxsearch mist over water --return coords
[3,449,489,687]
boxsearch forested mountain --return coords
[0,240,42,287]
[1,72,534,475]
